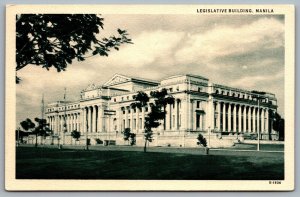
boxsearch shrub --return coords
[197,134,207,147]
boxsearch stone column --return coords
[125,106,128,128]
[136,106,139,132]
[217,102,221,131]
[70,114,73,132]
[65,115,68,132]
[222,103,226,132]
[265,109,269,133]
[74,114,77,131]
[82,109,85,133]
[174,99,178,130]
[92,106,97,132]
[91,107,94,132]
[252,107,256,133]
[117,107,121,132]
[238,105,242,133]
[49,117,51,130]
[248,107,252,132]
[165,104,170,131]
[228,104,231,132]
[261,108,265,134]
[98,105,103,132]
[142,106,145,130]
[233,104,236,132]
[78,113,80,131]
[130,106,133,131]
[257,108,260,135]
[86,107,90,132]
[243,106,247,133]
[193,102,197,131]
[54,115,57,133]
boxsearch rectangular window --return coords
[197,101,201,108]
[179,114,181,127]
[145,107,148,112]
[196,114,200,128]
[133,119,136,129]
[139,118,142,129]
[123,119,125,130]
[128,119,131,129]
[172,115,175,127]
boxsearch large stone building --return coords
[44,74,278,147]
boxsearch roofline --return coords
[163,74,209,81]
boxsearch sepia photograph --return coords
[5,4,295,191]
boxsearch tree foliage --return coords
[197,133,207,147]
[20,118,36,132]
[16,14,132,83]
[272,112,284,141]
[71,130,81,141]
[132,88,174,152]
[15,129,30,142]
[19,118,53,147]
[122,128,136,146]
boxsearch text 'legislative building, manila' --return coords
[42,73,278,147]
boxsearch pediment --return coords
[85,83,97,91]
[104,74,131,86]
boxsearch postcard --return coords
[5,4,294,191]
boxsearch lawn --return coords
[16,147,284,180]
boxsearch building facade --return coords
[44,74,278,147]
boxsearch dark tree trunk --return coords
[144,140,147,153]
[35,134,38,147]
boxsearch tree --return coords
[71,130,81,144]
[15,129,29,144]
[132,89,174,152]
[16,14,132,83]
[122,128,136,146]
[272,112,285,141]
[33,118,52,147]
[20,118,36,133]
[197,134,209,155]
[197,133,207,147]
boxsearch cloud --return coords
[16,15,285,126]
[229,71,284,89]
[174,17,284,67]
[98,30,185,68]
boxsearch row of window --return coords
[215,89,269,102]
[120,114,182,130]
[47,104,80,112]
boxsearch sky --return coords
[16,14,285,127]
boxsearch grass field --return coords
[16,146,284,180]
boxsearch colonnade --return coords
[214,102,270,134]
[47,100,272,136]
[118,99,182,133]
[81,105,105,133]
[48,112,81,134]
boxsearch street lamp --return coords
[208,126,211,148]
[251,91,266,151]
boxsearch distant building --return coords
[43,74,278,147]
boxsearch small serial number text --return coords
[269,181,282,184]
